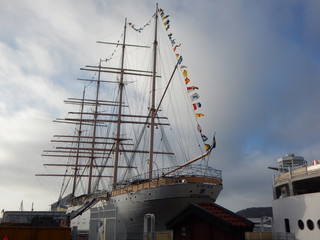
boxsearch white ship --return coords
[271,153,320,240]
[37,5,222,239]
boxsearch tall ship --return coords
[37,5,222,239]
[271,153,320,240]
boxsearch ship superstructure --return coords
[271,153,320,240]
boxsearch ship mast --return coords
[148,4,159,180]
[87,60,102,194]
[112,18,127,190]
[37,7,176,196]
[72,87,85,195]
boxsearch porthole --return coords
[317,219,320,229]
[298,220,304,230]
[307,219,314,230]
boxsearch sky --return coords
[1,0,320,214]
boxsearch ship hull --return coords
[272,192,320,240]
[73,181,222,240]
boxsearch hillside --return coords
[236,207,272,218]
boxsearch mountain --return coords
[236,207,272,218]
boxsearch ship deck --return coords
[273,163,320,187]
[69,165,222,205]
[273,163,320,198]
[111,175,222,197]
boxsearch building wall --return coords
[172,216,235,240]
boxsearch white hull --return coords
[71,181,222,239]
[273,191,320,240]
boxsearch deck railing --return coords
[273,164,320,184]
[118,164,222,186]
[110,164,222,196]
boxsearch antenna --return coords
[19,200,24,211]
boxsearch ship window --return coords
[284,219,290,233]
[307,220,314,230]
[317,220,320,229]
[298,220,304,230]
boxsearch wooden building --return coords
[166,202,254,240]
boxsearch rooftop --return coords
[166,202,254,230]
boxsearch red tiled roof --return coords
[197,202,251,227]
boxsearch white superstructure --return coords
[272,154,320,240]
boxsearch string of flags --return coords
[125,9,216,152]
[158,8,216,152]
[105,16,153,62]
[128,15,153,33]
[104,33,123,62]
[105,14,153,62]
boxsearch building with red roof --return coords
[166,202,254,240]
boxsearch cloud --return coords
[195,0,320,211]
[0,107,60,210]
